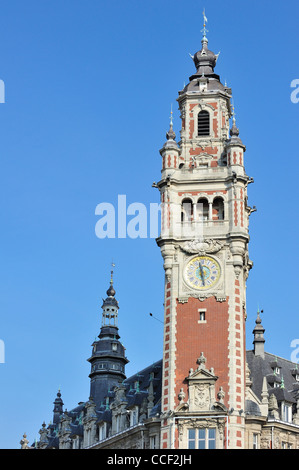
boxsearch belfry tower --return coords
[157,14,254,449]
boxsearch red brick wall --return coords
[174,296,230,409]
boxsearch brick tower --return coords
[156,15,254,449]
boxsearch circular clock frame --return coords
[184,255,221,291]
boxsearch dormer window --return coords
[274,367,280,374]
[198,110,210,136]
[130,407,138,427]
[99,423,106,441]
[281,402,292,423]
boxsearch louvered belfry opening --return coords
[198,110,210,136]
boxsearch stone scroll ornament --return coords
[179,238,224,255]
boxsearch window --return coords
[198,110,210,136]
[130,407,138,427]
[99,424,106,441]
[198,310,206,323]
[188,428,216,449]
[281,403,292,423]
[115,414,121,433]
[253,433,258,449]
[72,437,80,449]
[197,198,209,220]
[212,197,224,220]
[150,435,158,449]
[181,198,193,222]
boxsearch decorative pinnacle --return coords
[166,104,176,141]
[230,100,241,138]
[256,306,261,323]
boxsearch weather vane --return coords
[110,261,115,284]
[201,8,208,39]
[231,99,237,124]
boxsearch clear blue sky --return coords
[0,0,298,449]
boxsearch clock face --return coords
[184,255,221,290]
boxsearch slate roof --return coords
[37,347,299,449]
[51,358,163,436]
[246,350,299,404]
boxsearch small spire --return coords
[166,104,176,141]
[256,307,261,324]
[229,101,241,138]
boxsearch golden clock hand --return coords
[199,261,205,285]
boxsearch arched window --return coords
[212,197,224,220]
[197,198,209,220]
[198,110,210,136]
[181,198,193,222]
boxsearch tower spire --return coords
[189,9,219,80]
[88,269,128,408]
[229,101,243,144]
[52,389,64,425]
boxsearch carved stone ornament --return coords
[186,354,219,412]
[178,292,227,304]
[20,433,30,449]
[178,388,186,403]
[194,384,210,409]
[192,153,213,166]
[180,238,224,256]
[217,386,225,404]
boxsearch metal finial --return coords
[201,8,209,41]
[170,104,173,127]
[110,261,115,284]
[232,100,237,125]
[203,8,208,26]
